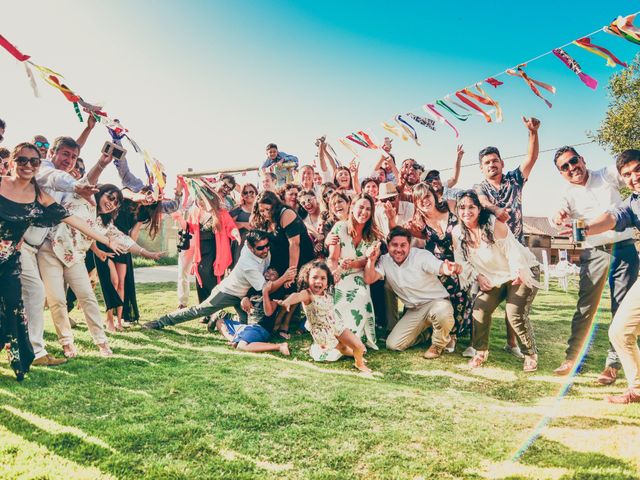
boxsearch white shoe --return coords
[462,346,476,358]
[444,337,456,353]
[504,344,525,359]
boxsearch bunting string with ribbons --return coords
[339,138,360,157]
[605,14,640,45]
[346,132,369,148]
[552,48,598,90]
[394,114,420,145]
[381,121,408,140]
[506,64,556,108]
[455,84,502,122]
[423,104,459,138]
[485,77,504,88]
[572,37,627,67]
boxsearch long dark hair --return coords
[456,190,495,260]
[10,142,42,199]
[412,182,449,215]
[251,190,286,230]
[348,192,382,243]
[297,259,334,293]
[135,186,163,239]
[333,166,353,190]
[94,184,124,226]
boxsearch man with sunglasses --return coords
[216,174,237,210]
[143,230,295,330]
[552,146,638,382]
[32,135,50,159]
[21,136,113,364]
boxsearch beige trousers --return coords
[609,278,640,391]
[19,243,48,359]
[177,247,194,306]
[386,298,454,351]
[37,240,107,346]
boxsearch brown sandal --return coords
[468,351,488,368]
[523,354,538,373]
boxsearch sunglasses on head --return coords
[35,141,50,149]
[559,156,580,172]
[254,243,270,251]
[15,156,41,167]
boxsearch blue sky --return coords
[1,1,639,215]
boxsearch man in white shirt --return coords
[144,230,294,329]
[364,226,460,358]
[552,146,639,383]
[374,182,415,239]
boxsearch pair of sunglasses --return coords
[254,243,270,251]
[35,141,50,149]
[559,156,580,172]
[242,190,256,196]
[15,156,41,167]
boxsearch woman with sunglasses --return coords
[230,183,258,267]
[452,190,540,372]
[408,183,472,353]
[0,143,127,379]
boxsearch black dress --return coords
[0,194,69,380]
[268,207,314,277]
[95,201,140,322]
[229,206,251,269]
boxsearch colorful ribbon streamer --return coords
[423,104,459,138]
[339,138,360,157]
[24,63,39,97]
[394,114,420,145]
[405,113,436,131]
[605,14,640,45]
[435,100,471,121]
[72,102,83,122]
[552,48,598,90]
[346,132,369,148]
[572,37,627,68]
[455,84,502,122]
[0,34,30,61]
[354,131,378,149]
[506,64,556,108]
[485,77,504,88]
[381,121,408,140]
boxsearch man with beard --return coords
[552,147,638,383]
[397,158,420,202]
[472,117,541,359]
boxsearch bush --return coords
[133,255,179,268]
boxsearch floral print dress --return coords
[331,221,378,350]
[421,211,472,337]
[0,194,69,380]
[302,291,345,362]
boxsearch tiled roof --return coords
[523,216,567,238]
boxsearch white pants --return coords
[177,247,194,306]
[609,278,640,391]
[37,240,107,346]
[19,243,48,359]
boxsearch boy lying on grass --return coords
[215,268,290,356]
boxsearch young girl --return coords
[277,260,372,373]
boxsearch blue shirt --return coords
[261,151,299,186]
[611,192,640,232]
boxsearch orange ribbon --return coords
[506,64,556,108]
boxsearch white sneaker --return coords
[444,337,456,353]
[462,346,476,358]
[504,344,525,359]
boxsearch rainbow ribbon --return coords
[423,104,459,138]
[605,14,640,45]
[572,37,627,68]
[394,114,420,145]
[506,64,556,108]
[552,48,598,90]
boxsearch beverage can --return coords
[572,218,586,242]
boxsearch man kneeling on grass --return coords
[215,268,290,356]
[364,226,461,359]
[143,229,295,330]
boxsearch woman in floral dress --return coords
[328,193,382,350]
[408,183,472,346]
[0,143,123,380]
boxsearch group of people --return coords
[1,114,639,405]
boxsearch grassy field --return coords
[1,280,639,479]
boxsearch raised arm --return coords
[86,152,114,185]
[446,145,464,188]
[363,242,383,284]
[520,116,540,180]
[76,114,97,150]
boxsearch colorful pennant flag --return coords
[572,37,627,68]
[455,84,503,122]
[506,64,556,108]
[424,104,459,138]
[552,48,598,90]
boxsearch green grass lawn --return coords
[1,280,639,479]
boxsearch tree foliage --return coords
[590,53,640,155]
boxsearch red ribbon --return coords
[485,77,503,88]
[0,34,30,61]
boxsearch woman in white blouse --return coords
[452,191,540,372]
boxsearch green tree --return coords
[589,53,640,199]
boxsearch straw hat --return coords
[377,182,399,200]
